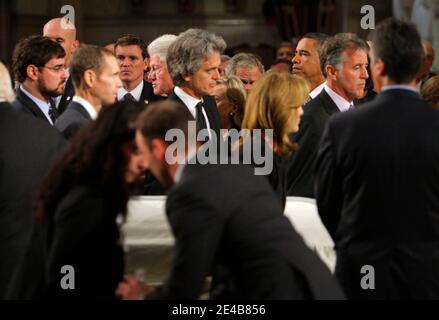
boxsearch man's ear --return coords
[326,64,337,80]
[71,40,80,53]
[83,69,96,88]
[182,73,192,83]
[26,64,39,81]
[374,59,386,77]
[150,138,167,161]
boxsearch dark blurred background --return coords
[0,0,433,70]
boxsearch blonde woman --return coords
[0,62,15,104]
[240,70,309,207]
[213,75,246,131]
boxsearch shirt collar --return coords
[117,81,144,102]
[309,81,326,99]
[72,96,98,120]
[174,86,202,119]
[382,85,419,94]
[324,84,352,112]
[20,85,54,124]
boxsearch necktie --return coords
[195,102,208,132]
[48,99,59,124]
[195,102,209,142]
[124,93,136,102]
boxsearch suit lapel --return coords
[319,89,341,116]
[16,87,51,123]
[69,102,93,120]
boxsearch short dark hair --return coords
[369,18,423,83]
[137,100,194,144]
[70,44,114,90]
[12,35,65,83]
[302,32,329,51]
[115,34,149,59]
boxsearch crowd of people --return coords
[1,15,439,300]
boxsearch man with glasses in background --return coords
[12,35,67,126]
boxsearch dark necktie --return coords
[124,93,136,102]
[48,99,59,124]
[195,102,208,133]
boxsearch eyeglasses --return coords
[39,65,67,73]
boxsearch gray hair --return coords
[320,33,369,77]
[0,62,15,102]
[167,28,226,86]
[225,53,265,77]
[147,34,178,64]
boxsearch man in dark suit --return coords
[11,35,68,125]
[292,33,329,99]
[55,44,122,140]
[43,18,79,114]
[0,100,66,299]
[142,29,224,195]
[287,33,369,197]
[115,34,160,106]
[315,18,439,299]
[116,100,344,300]
[166,28,223,140]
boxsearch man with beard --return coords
[12,35,67,126]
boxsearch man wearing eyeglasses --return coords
[12,35,67,126]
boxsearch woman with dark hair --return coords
[37,101,146,299]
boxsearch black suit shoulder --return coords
[286,89,340,197]
[12,87,52,124]
[0,106,65,298]
[55,101,92,140]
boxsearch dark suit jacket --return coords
[142,89,222,196]
[55,101,93,140]
[0,103,66,299]
[315,89,439,299]
[168,89,221,138]
[57,77,75,115]
[12,86,53,125]
[147,162,344,300]
[44,184,125,299]
[287,88,340,197]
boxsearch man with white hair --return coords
[225,52,264,94]
[147,34,177,97]
[0,62,14,103]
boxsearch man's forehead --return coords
[116,45,143,56]
[343,48,368,63]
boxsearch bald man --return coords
[43,18,79,114]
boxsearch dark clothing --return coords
[0,102,65,298]
[44,184,125,299]
[287,88,340,198]
[12,86,54,125]
[55,101,93,140]
[147,162,344,300]
[315,89,439,299]
[57,77,75,115]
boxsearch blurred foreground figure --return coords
[315,18,439,299]
[116,100,344,300]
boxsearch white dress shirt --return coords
[117,81,144,102]
[72,96,98,120]
[174,86,212,137]
[309,81,326,100]
[324,84,353,112]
